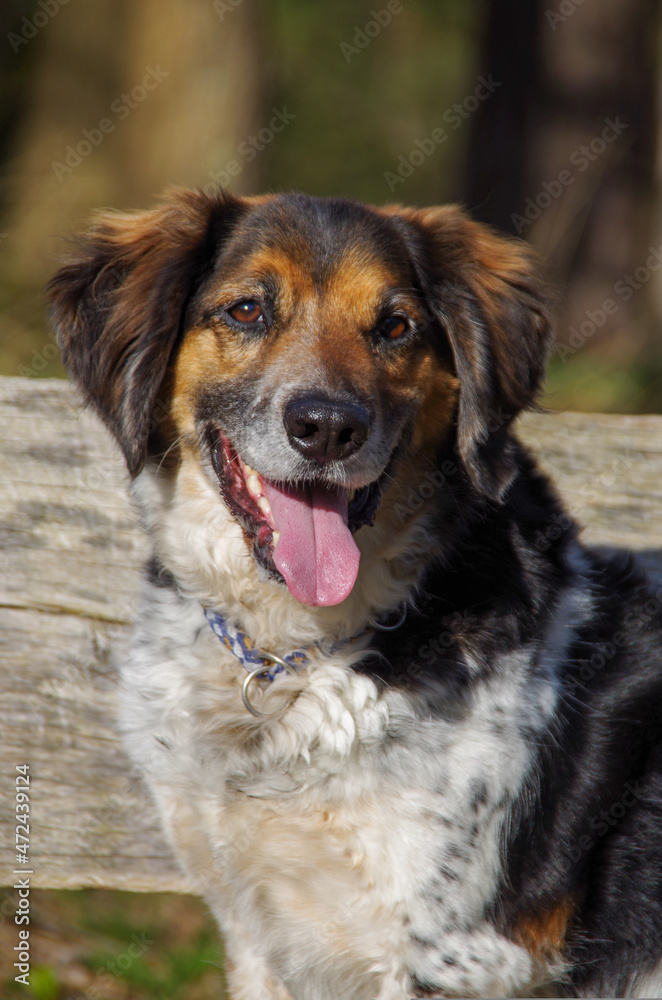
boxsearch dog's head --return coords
[48,189,551,608]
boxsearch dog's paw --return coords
[409,927,534,998]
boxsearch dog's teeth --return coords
[272,530,280,546]
[247,472,262,496]
[243,462,256,477]
[257,496,272,518]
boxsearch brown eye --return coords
[228,300,264,324]
[379,316,409,340]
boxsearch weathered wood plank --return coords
[519,411,662,585]
[0,375,660,892]
[0,376,190,893]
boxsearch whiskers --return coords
[154,434,186,474]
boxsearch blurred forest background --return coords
[0,0,662,412]
[1,0,662,412]
[1,0,661,998]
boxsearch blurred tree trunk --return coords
[3,0,269,296]
[464,0,661,367]
[461,0,542,236]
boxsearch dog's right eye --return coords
[227,300,264,324]
[375,315,410,342]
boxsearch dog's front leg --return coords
[219,931,295,1000]
[407,925,538,998]
[144,785,294,999]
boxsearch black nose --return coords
[283,395,371,464]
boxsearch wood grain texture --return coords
[0,376,661,892]
[0,377,189,893]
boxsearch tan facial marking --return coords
[170,229,459,485]
[171,326,249,438]
[410,360,460,455]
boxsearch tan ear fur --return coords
[383,204,553,499]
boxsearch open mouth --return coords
[209,432,382,606]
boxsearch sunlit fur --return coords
[49,189,662,999]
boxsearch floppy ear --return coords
[391,205,553,500]
[47,187,244,476]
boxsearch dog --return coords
[48,188,662,999]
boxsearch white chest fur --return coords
[118,578,569,998]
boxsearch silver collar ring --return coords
[241,651,296,717]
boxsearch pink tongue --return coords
[263,481,360,606]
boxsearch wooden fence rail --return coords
[1,375,661,893]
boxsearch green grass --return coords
[23,967,59,1000]
[0,889,226,1000]
[544,355,662,414]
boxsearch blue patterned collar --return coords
[204,606,332,717]
[203,604,405,716]
[204,607,312,681]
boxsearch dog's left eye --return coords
[377,315,409,340]
[227,300,264,324]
